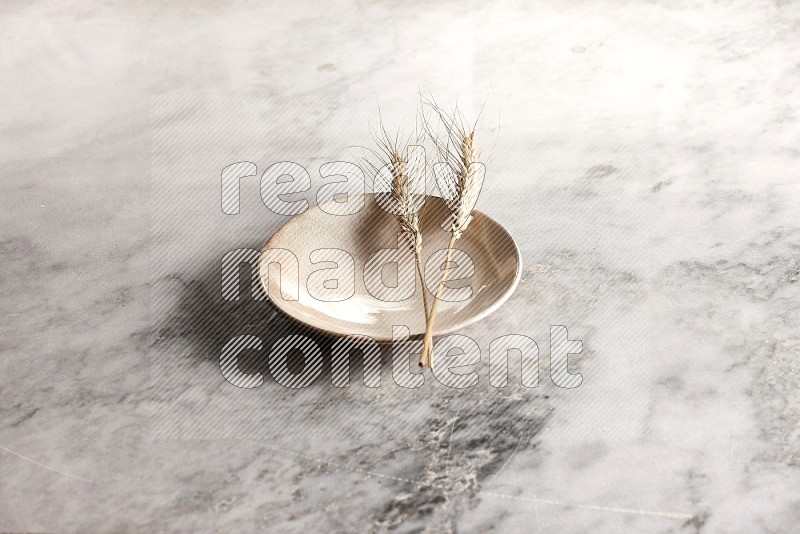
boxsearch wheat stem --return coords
[414,253,431,365]
[414,254,430,316]
[420,232,458,369]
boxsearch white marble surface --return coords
[2,0,800,532]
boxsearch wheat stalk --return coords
[361,117,431,343]
[387,144,430,321]
[419,99,483,369]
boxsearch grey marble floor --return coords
[2,1,799,532]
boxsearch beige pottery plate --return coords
[259,194,521,340]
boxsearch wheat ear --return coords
[363,120,431,345]
[387,146,430,322]
[419,102,481,369]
